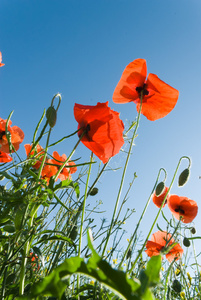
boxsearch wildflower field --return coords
[1,1,201,299]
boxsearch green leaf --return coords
[145,255,161,286]
[53,179,80,198]
[35,235,75,247]
[3,224,16,233]
[14,206,25,230]
[28,231,141,299]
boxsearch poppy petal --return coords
[152,186,169,208]
[145,241,163,257]
[166,243,183,262]
[0,52,5,67]
[145,231,183,262]
[168,195,198,223]
[74,102,124,163]
[0,151,12,163]
[113,59,147,103]
[136,73,179,121]
[150,231,171,246]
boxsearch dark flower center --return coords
[0,131,5,140]
[136,84,149,96]
[175,206,185,214]
[78,124,90,138]
[86,124,90,132]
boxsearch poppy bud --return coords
[183,237,191,247]
[190,227,196,234]
[69,226,78,241]
[172,279,182,293]
[126,247,132,260]
[46,106,57,128]
[178,168,190,187]
[155,182,165,196]
[89,187,98,196]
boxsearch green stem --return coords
[19,204,39,295]
[77,153,93,292]
[53,129,86,181]
[129,155,191,275]
[101,92,143,257]
[118,168,166,269]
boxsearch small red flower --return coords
[167,195,198,223]
[29,252,40,271]
[113,58,179,121]
[145,231,183,262]
[0,52,5,67]
[24,144,45,169]
[50,151,77,181]
[0,118,24,153]
[41,159,58,183]
[74,102,124,163]
[152,186,170,208]
[0,151,12,163]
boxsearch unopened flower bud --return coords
[178,168,190,187]
[46,106,57,128]
[89,187,98,196]
[190,227,196,234]
[172,279,182,293]
[69,226,78,241]
[183,237,191,247]
[155,182,165,196]
[126,247,132,260]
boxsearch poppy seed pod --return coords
[178,168,190,187]
[172,279,182,293]
[190,227,196,234]
[46,106,57,128]
[155,182,165,196]
[89,187,98,196]
[126,247,132,260]
[183,237,191,247]
[69,226,78,241]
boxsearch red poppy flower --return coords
[50,151,77,181]
[0,52,5,67]
[145,231,183,262]
[74,102,124,163]
[167,195,198,223]
[0,151,12,163]
[113,58,179,121]
[0,118,24,153]
[152,186,170,208]
[24,144,45,169]
[41,159,58,183]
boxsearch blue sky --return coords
[1,0,201,262]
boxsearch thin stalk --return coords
[118,168,166,269]
[37,127,52,181]
[115,172,137,223]
[53,129,86,181]
[129,155,191,275]
[101,92,143,257]
[19,204,39,295]
[32,109,46,145]
[77,153,93,292]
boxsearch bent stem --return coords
[118,167,167,269]
[129,155,191,275]
[101,92,143,257]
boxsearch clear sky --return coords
[1,0,201,262]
